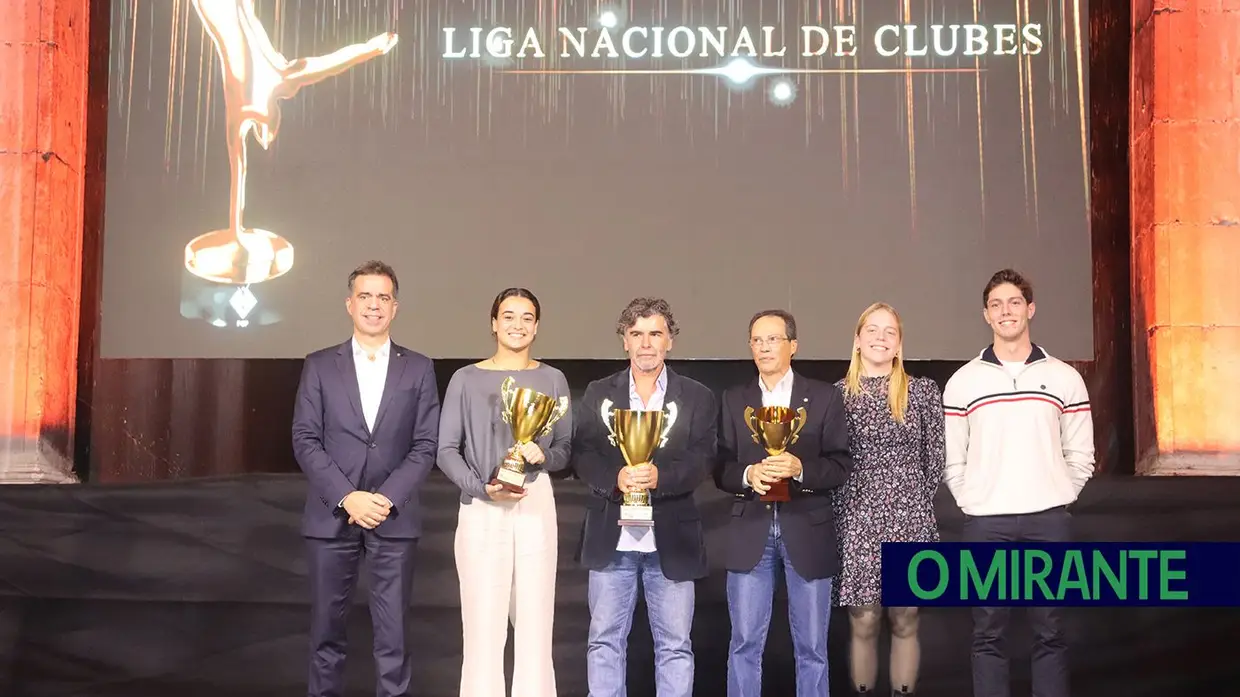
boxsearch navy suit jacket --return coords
[292,340,440,539]
[715,372,853,580]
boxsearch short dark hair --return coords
[348,260,399,297]
[616,297,679,336]
[983,268,1033,306]
[748,309,797,340]
[490,287,541,321]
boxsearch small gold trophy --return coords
[744,405,808,502]
[494,376,569,493]
[600,398,678,527]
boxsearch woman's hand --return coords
[518,442,545,465]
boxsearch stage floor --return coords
[1,472,1238,696]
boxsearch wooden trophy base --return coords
[759,478,791,503]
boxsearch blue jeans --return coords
[726,518,833,697]
[587,550,695,697]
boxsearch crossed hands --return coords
[486,442,546,503]
[344,491,393,529]
[745,453,803,496]
[617,462,659,494]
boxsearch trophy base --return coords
[179,269,285,328]
[492,467,527,494]
[759,478,791,503]
[618,504,654,527]
[185,228,295,285]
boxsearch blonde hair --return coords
[844,302,910,423]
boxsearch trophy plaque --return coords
[601,398,678,527]
[494,376,569,493]
[744,405,807,502]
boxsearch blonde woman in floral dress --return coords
[833,303,945,697]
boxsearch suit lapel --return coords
[790,370,811,413]
[371,346,408,434]
[663,367,683,410]
[742,379,763,413]
[608,369,630,411]
[334,343,369,437]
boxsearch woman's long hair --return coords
[843,302,910,423]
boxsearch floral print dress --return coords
[832,374,946,607]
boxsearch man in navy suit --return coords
[292,260,440,697]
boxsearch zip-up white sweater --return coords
[942,344,1095,516]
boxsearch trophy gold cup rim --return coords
[745,405,806,455]
[501,376,568,444]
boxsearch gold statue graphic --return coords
[186,0,397,284]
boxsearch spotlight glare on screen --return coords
[769,78,796,106]
[598,10,620,29]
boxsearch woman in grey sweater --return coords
[437,287,573,697]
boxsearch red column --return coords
[1131,0,1240,474]
[0,0,90,483]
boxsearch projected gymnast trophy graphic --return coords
[181,0,396,326]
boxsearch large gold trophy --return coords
[601,399,678,527]
[186,0,398,287]
[744,405,807,502]
[494,376,569,494]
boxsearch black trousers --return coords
[962,506,1071,697]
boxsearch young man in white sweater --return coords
[942,269,1095,697]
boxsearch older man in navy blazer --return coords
[292,260,440,697]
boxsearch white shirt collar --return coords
[352,337,391,360]
[759,367,794,394]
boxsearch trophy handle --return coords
[788,407,808,445]
[500,376,517,425]
[538,396,570,439]
[659,402,678,447]
[600,398,618,446]
[743,406,762,446]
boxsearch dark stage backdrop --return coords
[2,474,1237,697]
[74,0,1131,483]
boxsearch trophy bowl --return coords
[745,405,807,502]
[494,376,568,493]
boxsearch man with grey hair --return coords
[572,297,718,697]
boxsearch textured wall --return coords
[0,0,91,483]
[1131,0,1240,475]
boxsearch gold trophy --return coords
[600,398,678,527]
[494,376,569,493]
[744,405,808,502]
[187,0,398,286]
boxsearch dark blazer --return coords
[572,366,718,582]
[715,371,853,580]
[291,340,440,539]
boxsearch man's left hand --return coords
[349,492,393,525]
[630,462,659,490]
[762,453,802,480]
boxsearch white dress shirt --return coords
[616,367,667,554]
[354,337,390,433]
[760,368,794,408]
[339,338,391,507]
